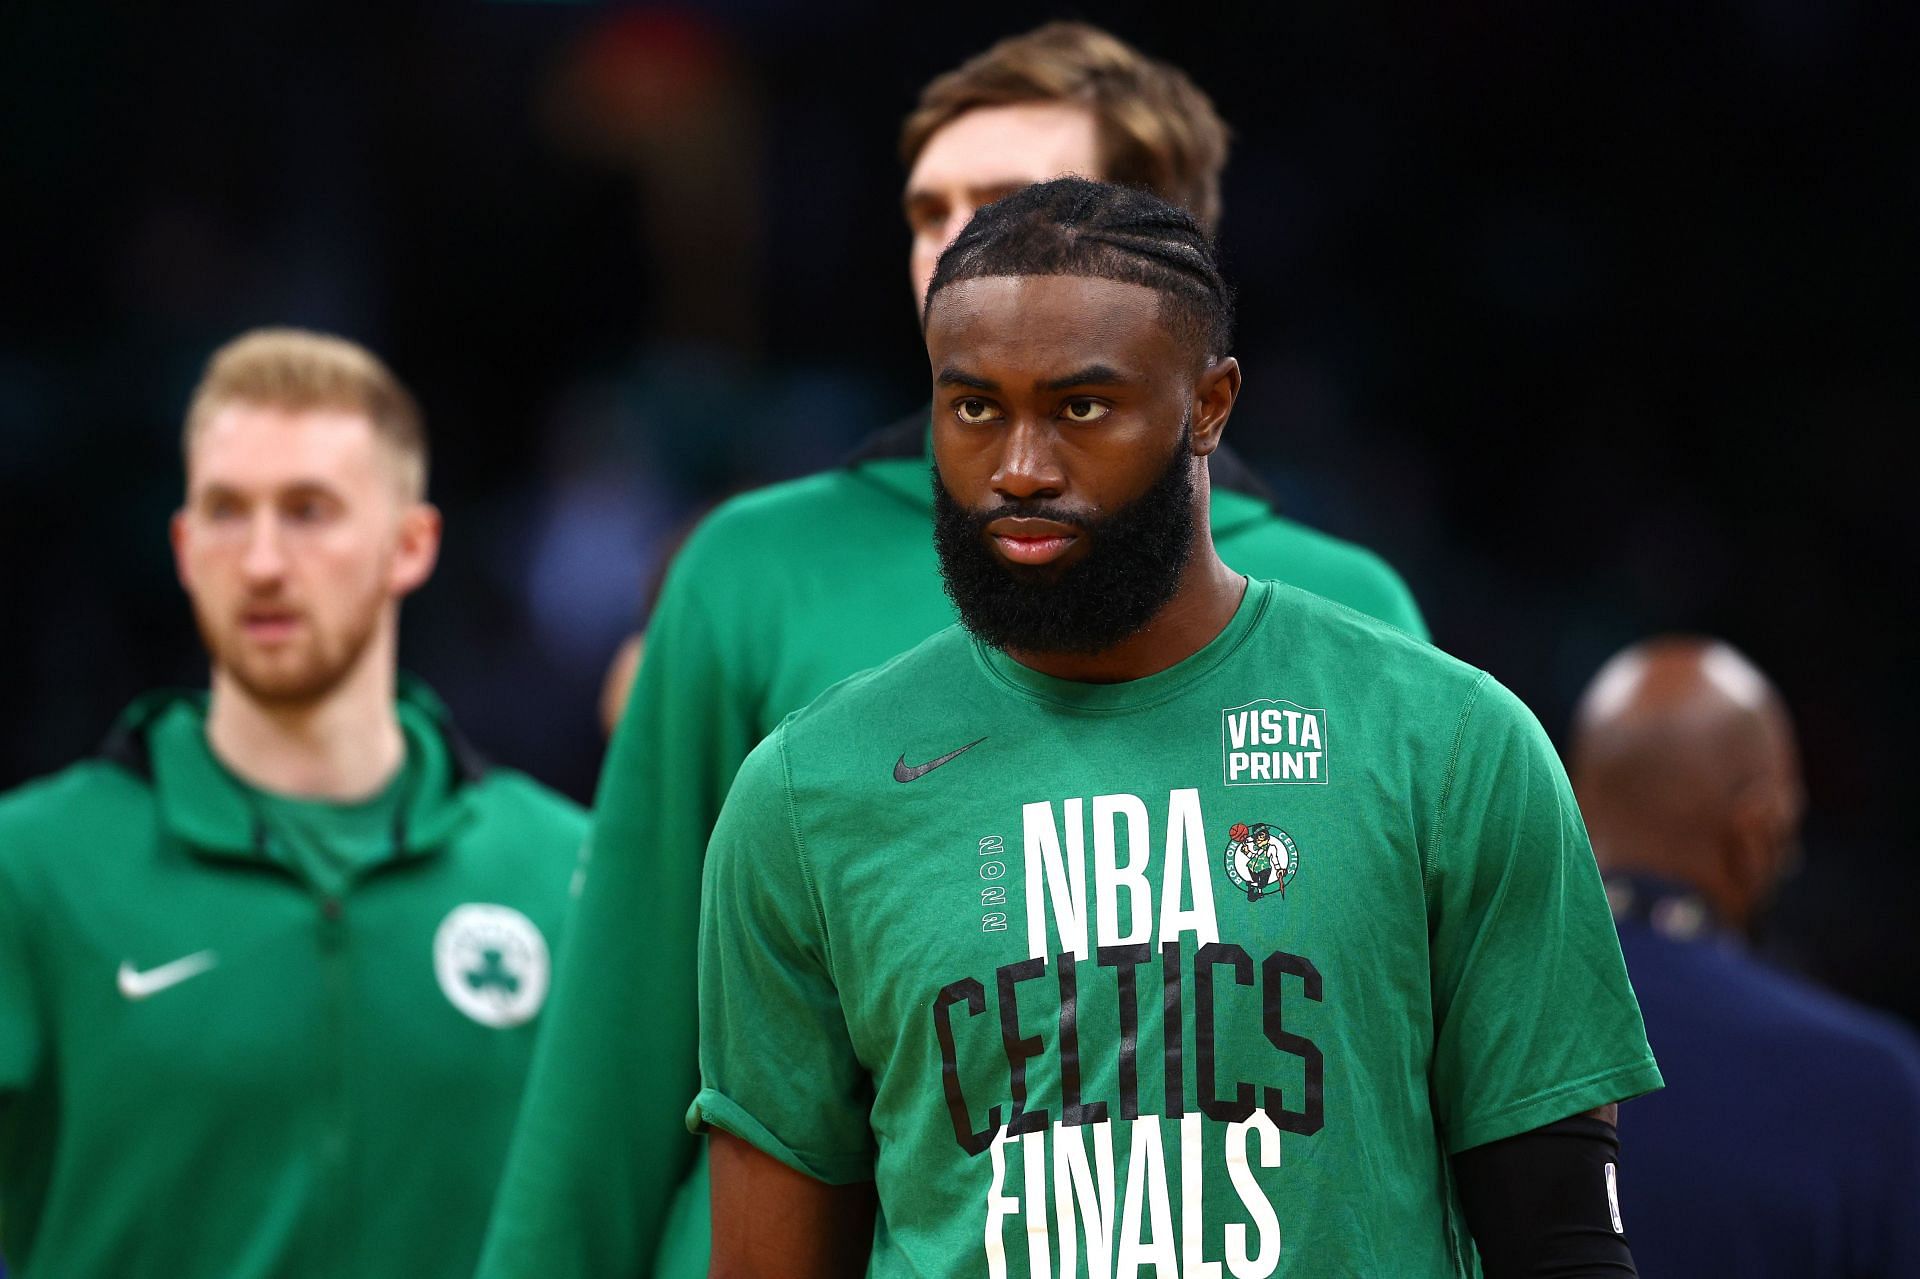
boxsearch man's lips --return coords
[986,516,1083,566]
[240,611,303,642]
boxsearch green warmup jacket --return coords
[0,681,586,1278]
[475,420,1427,1279]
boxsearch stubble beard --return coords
[195,588,388,709]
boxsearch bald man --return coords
[1571,637,1920,1279]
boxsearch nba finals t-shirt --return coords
[691,577,1660,1278]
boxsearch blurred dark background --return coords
[1,2,1913,1025]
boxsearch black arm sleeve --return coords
[1450,1115,1637,1279]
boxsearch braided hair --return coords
[923,176,1235,359]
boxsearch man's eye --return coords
[1062,400,1110,423]
[285,498,335,524]
[954,398,1000,424]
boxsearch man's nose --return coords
[241,511,287,582]
[991,418,1066,503]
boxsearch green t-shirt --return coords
[246,756,414,901]
[692,578,1659,1277]
[0,683,586,1279]
[477,433,1428,1279]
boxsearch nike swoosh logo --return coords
[117,951,218,1001]
[894,737,986,783]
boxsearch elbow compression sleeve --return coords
[1450,1115,1637,1279]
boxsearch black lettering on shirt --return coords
[997,957,1049,1136]
[933,978,1000,1156]
[1196,941,1259,1124]
[1098,942,1151,1121]
[1262,950,1325,1135]
[1057,952,1107,1128]
[1160,938,1185,1117]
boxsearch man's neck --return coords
[204,655,404,803]
[1593,839,1746,935]
[1007,545,1247,685]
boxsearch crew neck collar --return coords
[972,576,1270,714]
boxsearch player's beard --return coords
[194,586,387,708]
[932,420,1196,655]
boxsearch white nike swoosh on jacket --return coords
[117,951,219,1000]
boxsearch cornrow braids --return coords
[924,177,1235,360]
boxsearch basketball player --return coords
[696,178,1659,1277]
[0,331,583,1278]
[481,25,1425,1278]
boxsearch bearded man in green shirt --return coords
[0,330,585,1278]
[481,24,1425,1279]
[695,178,1660,1277]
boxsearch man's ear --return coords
[169,509,193,591]
[1723,786,1791,930]
[389,502,443,599]
[1190,357,1241,457]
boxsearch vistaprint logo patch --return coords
[1221,699,1328,786]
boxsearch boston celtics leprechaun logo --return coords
[1223,821,1299,902]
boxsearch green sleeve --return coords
[0,861,40,1100]
[1367,565,1427,641]
[688,729,876,1185]
[476,531,761,1279]
[1316,546,1427,641]
[1426,674,1661,1154]
[1214,506,1430,641]
[1,838,44,1212]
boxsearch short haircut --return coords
[925,177,1235,360]
[183,328,429,497]
[901,22,1231,232]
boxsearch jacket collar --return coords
[99,676,486,862]
[1602,872,1725,944]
